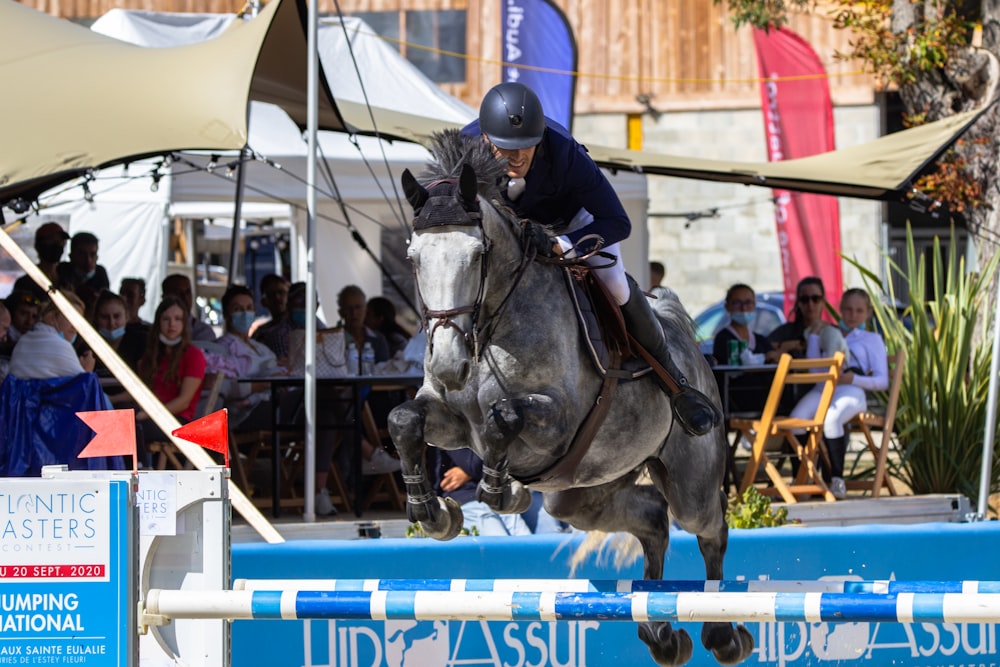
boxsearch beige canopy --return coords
[0,0,986,207]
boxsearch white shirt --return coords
[843,327,889,392]
[9,322,85,379]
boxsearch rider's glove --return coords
[523,221,556,257]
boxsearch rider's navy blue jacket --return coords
[462,118,631,249]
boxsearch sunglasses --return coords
[797,294,824,304]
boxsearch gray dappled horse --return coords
[388,131,753,667]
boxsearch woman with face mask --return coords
[133,297,206,460]
[209,285,280,429]
[91,291,146,375]
[8,290,95,379]
[711,284,780,367]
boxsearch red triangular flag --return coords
[172,409,229,465]
[77,409,137,461]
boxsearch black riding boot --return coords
[620,276,720,436]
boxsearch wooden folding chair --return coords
[148,370,226,470]
[731,352,844,503]
[844,348,906,498]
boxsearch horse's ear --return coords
[401,169,428,212]
[459,163,478,208]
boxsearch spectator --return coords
[4,290,41,351]
[119,277,150,329]
[57,231,110,315]
[338,285,389,368]
[0,300,10,346]
[365,296,410,358]
[768,276,847,360]
[791,288,889,499]
[92,291,146,374]
[427,447,531,536]
[161,273,216,342]
[253,279,309,363]
[251,273,289,337]
[9,291,95,379]
[133,296,207,462]
[12,222,70,302]
[647,261,677,316]
[711,284,780,367]
[210,285,279,431]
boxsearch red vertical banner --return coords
[753,27,842,315]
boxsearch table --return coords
[711,364,778,419]
[239,373,423,517]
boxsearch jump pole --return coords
[143,589,1000,625]
[234,577,1000,595]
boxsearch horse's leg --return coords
[387,397,465,540]
[476,394,561,514]
[646,458,754,666]
[544,479,694,667]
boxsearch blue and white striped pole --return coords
[145,589,1000,624]
[234,578,1000,595]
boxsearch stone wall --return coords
[575,105,883,316]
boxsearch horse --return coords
[387,130,753,667]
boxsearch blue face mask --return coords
[291,309,307,328]
[730,311,755,326]
[230,311,256,335]
[57,330,78,345]
[838,320,866,333]
[100,326,126,342]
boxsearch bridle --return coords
[409,175,531,361]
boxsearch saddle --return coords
[520,266,653,490]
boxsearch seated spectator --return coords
[3,290,41,353]
[427,447,531,536]
[339,285,389,370]
[92,291,146,374]
[12,222,70,302]
[711,284,780,367]
[0,300,10,347]
[255,281,324,365]
[768,276,847,360]
[250,273,289,339]
[791,288,889,499]
[365,296,411,358]
[9,291,95,379]
[161,273,216,342]
[119,277,150,330]
[132,296,207,463]
[210,285,281,430]
[57,231,110,315]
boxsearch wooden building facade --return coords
[20,0,877,113]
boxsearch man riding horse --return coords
[462,82,720,437]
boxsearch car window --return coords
[753,308,783,337]
[693,305,726,342]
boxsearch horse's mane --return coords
[423,129,506,201]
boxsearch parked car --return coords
[692,291,787,355]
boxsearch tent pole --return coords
[976,276,1000,519]
[228,146,251,287]
[302,0,319,522]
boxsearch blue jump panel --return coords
[232,522,1000,666]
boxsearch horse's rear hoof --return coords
[638,622,693,666]
[703,622,754,666]
[420,497,464,541]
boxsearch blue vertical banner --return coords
[501,0,578,130]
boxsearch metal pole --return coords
[303,0,319,522]
[227,146,251,288]
[976,276,1000,519]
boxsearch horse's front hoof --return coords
[703,622,754,666]
[419,497,464,541]
[638,622,693,667]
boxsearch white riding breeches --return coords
[790,383,867,439]
[555,237,630,305]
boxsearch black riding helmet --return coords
[479,82,545,150]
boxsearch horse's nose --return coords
[436,359,469,391]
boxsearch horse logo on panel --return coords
[385,621,449,666]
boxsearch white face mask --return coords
[159,333,182,347]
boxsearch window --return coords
[351,10,467,84]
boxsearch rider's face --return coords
[487,138,537,179]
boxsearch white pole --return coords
[976,276,1000,519]
[303,0,319,521]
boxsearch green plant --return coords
[845,224,1000,507]
[726,487,790,528]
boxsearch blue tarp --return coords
[0,373,126,476]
